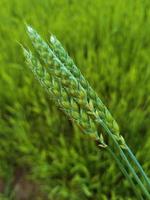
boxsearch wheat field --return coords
[0,0,150,199]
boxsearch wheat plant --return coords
[22,25,150,199]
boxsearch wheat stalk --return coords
[22,25,150,199]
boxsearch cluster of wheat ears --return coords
[22,25,150,199]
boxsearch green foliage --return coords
[0,0,150,199]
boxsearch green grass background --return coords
[0,0,150,199]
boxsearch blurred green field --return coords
[0,0,150,199]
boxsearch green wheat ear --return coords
[22,25,150,199]
[49,35,120,135]
[25,25,125,147]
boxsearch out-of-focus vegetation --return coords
[0,0,150,199]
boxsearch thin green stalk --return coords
[106,146,143,200]
[98,120,150,199]
[125,144,150,189]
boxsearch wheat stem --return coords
[125,144,150,189]
[106,146,144,200]
[98,120,150,199]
